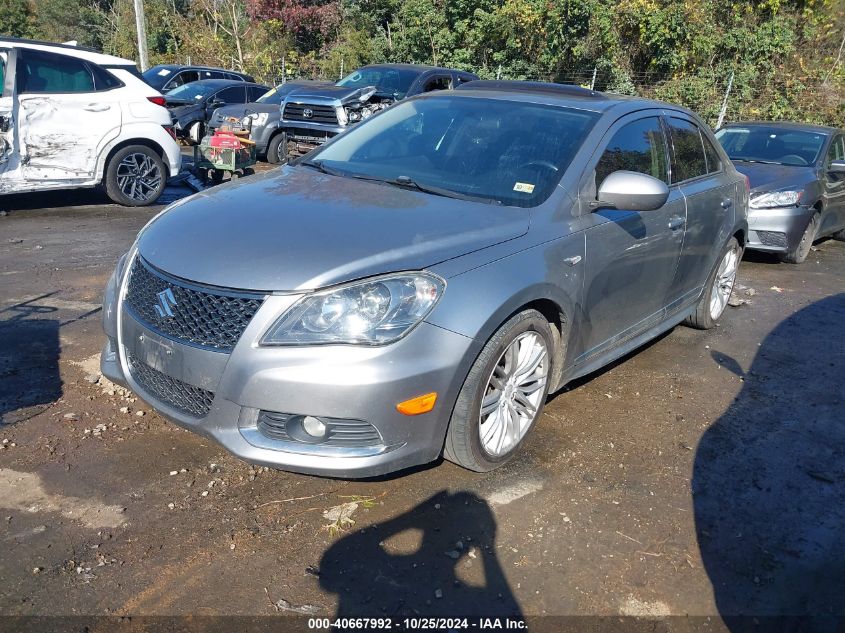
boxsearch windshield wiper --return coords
[299,160,349,177]
[733,158,782,165]
[352,174,502,205]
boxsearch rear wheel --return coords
[265,132,287,165]
[780,212,819,264]
[104,145,166,207]
[684,237,741,330]
[444,310,553,472]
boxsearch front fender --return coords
[426,233,585,389]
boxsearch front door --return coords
[577,114,685,363]
[15,47,121,184]
[0,48,18,185]
[821,134,845,233]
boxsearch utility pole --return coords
[133,0,150,72]
[716,71,734,130]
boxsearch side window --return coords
[90,64,122,91]
[423,76,452,92]
[595,117,669,188]
[701,133,722,174]
[206,70,224,80]
[167,71,198,90]
[216,86,245,103]
[668,117,708,182]
[247,86,266,101]
[828,136,845,164]
[0,52,6,98]
[17,49,95,94]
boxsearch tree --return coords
[0,0,34,38]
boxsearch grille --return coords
[258,411,382,448]
[126,351,215,418]
[283,103,339,125]
[124,257,265,352]
[757,230,788,248]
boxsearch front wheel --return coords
[684,237,742,330]
[104,145,167,206]
[780,212,819,264]
[265,132,287,165]
[444,310,554,472]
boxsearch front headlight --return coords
[261,273,445,346]
[242,112,268,126]
[750,190,802,209]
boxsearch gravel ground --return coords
[1,178,843,631]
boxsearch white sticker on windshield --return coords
[513,182,535,193]
[157,69,171,76]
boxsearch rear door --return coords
[821,134,845,233]
[15,47,122,183]
[665,114,736,311]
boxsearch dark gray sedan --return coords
[208,80,332,163]
[101,82,747,477]
[716,121,845,263]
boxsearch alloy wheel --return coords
[116,153,163,203]
[709,243,740,320]
[478,331,548,457]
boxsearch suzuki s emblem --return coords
[302,108,314,119]
[153,288,177,318]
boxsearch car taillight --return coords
[163,125,177,141]
[147,96,167,107]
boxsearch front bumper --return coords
[101,265,476,478]
[746,204,815,253]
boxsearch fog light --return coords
[302,415,327,438]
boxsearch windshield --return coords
[336,67,419,99]
[715,126,826,167]
[308,96,599,208]
[256,86,283,104]
[166,82,217,101]
[142,66,171,90]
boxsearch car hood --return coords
[211,103,279,124]
[286,85,389,105]
[733,161,815,193]
[137,167,528,292]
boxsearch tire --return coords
[444,309,554,472]
[684,237,742,330]
[104,145,167,207]
[188,121,205,145]
[780,212,819,264]
[210,169,224,184]
[265,132,287,165]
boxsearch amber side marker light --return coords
[396,392,437,416]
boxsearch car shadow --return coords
[319,490,522,619]
[693,293,845,631]
[0,295,63,426]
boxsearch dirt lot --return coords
[1,180,843,631]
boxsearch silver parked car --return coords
[101,81,748,477]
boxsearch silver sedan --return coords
[102,82,748,477]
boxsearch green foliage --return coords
[0,0,34,38]
[14,0,845,126]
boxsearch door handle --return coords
[83,104,111,112]
[668,216,686,231]
[563,255,582,267]
[721,198,733,209]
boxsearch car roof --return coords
[185,79,264,88]
[360,63,471,75]
[0,37,136,67]
[448,81,695,116]
[148,64,250,75]
[720,120,839,135]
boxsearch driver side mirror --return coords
[829,159,845,173]
[208,98,225,109]
[596,170,670,212]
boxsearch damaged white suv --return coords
[0,38,181,206]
